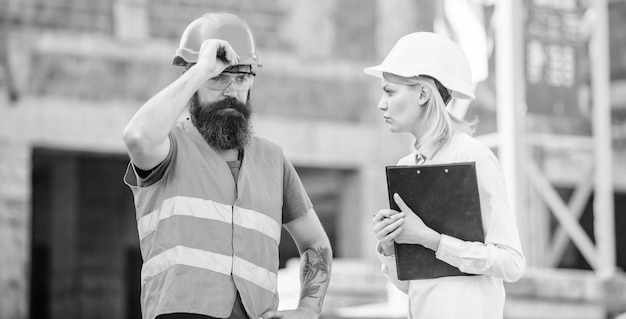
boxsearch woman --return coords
[365,32,525,319]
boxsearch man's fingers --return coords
[199,39,239,65]
[222,41,240,65]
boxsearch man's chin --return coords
[193,118,252,150]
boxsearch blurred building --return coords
[0,0,625,318]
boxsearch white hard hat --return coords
[364,32,475,100]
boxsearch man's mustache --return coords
[210,97,251,119]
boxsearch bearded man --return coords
[122,12,332,319]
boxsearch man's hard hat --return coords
[364,32,475,100]
[173,12,261,67]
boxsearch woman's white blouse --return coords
[376,132,526,319]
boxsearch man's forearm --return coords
[298,243,332,314]
[123,66,208,147]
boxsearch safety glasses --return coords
[206,72,255,91]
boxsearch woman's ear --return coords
[417,84,431,105]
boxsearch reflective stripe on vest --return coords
[139,196,281,291]
[137,196,232,240]
[233,256,277,292]
[138,196,281,243]
[233,205,281,242]
[141,246,277,292]
[141,245,232,285]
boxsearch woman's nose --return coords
[378,98,388,110]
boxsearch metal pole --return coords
[590,0,616,280]
[495,0,529,264]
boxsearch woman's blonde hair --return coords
[383,72,477,153]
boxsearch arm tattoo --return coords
[300,246,332,313]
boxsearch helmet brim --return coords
[363,64,475,100]
[172,48,262,67]
[364,64,418,79]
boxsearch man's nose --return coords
[222,81,238,97]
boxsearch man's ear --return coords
[417,84,431,105]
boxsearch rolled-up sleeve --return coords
[435,147,526,282]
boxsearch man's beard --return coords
[189,93,253,150]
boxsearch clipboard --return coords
[385,162,484,280]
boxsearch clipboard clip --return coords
[416,168,449,174]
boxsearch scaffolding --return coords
[494,0,616,278]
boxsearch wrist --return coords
[423,230,442,251]
[185,63,215,84]
[381,243,395,256]
[297,306,319,319]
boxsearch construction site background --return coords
[1,0,626,318]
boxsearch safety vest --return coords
[124,121,284,319]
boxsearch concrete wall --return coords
[0,139,30,319]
